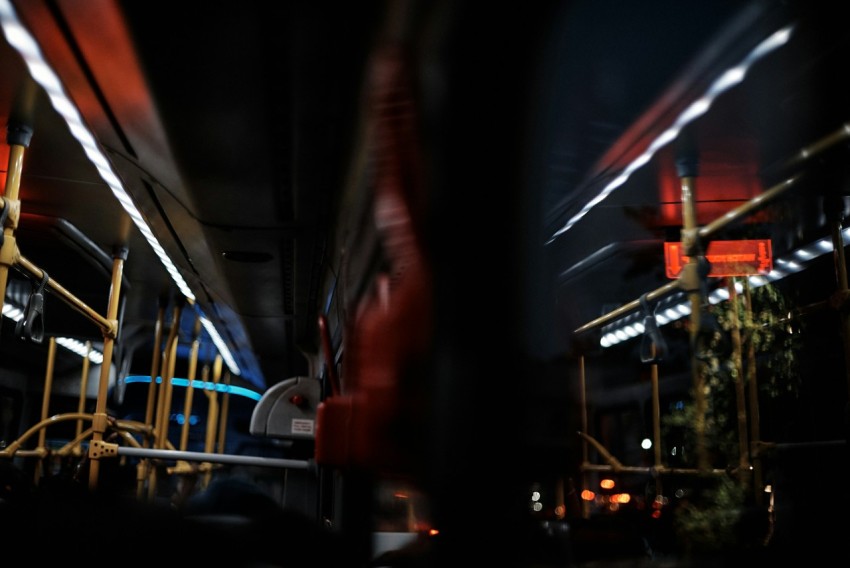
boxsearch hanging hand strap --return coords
[0,198,8,250]
[16,270,49,344]
[639,293,667,364]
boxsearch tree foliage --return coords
[662,279,802,550]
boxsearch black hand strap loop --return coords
[639,293,667,364]
[0,198,8,250]
[16,270,49,344]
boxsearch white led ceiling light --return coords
[547,25,794,245]
[0,0,239,374]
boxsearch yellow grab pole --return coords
[148,302,181,500]
[75,341,92,455]
[161,331,179,443]
[216,370,231,454]
[726,278,752,480]
[204,355,222,454]
[202,355,222,488]
[743,279,764,505]
[153,301,182,450]
[650,349,663,499]
[144,299,167,442]
[678,152,710,473]
[34,336,57,485]
[0,125,31,312]
[137,300,166,499]
[88,247,128,491]
[179,315,202,451]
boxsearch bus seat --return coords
[249,376,320,439]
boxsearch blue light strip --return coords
[124,374,261,401]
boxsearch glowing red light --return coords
[664,239,772,278]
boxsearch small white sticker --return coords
[291,418,315,435]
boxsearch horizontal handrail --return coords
[117,446,313,470]
[574,172,803,335]
[15,254,116,337]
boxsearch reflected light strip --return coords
[0,0,239,375]
[124,375,260,402]
[2,304,104,363]
[599,233,832,349]
[1,303,24,322]
[200,316,239,376]
[55,337,104,364]
[547,24,794,244]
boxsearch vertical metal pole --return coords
[650,351,663,498]
[138,301,166,499]
[148,304,180,500]
[743,279,764,505]
[216,370,231,454]
[202,354,222,488]
[144,300,166,443]
[179,315,202,451]
[727,278,752,482]
[579,355,590,519]
[154,302,182,450]
[88,248,128,491]
[75,341,92,455]
[0,125,32,312]
[204,355,222,453]
[162,336,179,438]
[828,203,850,400]
[34,336,57,485]
[678,155,710,472]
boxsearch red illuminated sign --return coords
[664,239,773,279]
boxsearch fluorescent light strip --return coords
[0,0,239,376]
[599,234,832,349]
[547,25,794,244]
[55,337,104,364]
[124,375,260,402]
[1,303,24,322]
[0,4,193,300]
[200,316,240,376]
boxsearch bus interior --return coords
[0,0,848,566]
